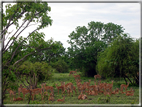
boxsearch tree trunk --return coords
[32,73,35,89]
[34,73,38,88]
[28,73,38,89]
[135,75,139,85]
[125,75,132,84]
[2,74,10,103]
[123,76,127,85]
[28,90,32,104]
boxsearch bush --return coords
[34,61,54,81]
[18,61,54,82]
[51,59,69,73]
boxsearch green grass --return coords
[3,73,139,104]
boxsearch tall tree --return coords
[96,34,139,85]
[1,1,53,103]
[29,39,65,63]
[67,21,124,77]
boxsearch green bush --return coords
[18,61,54,82]
[34,61,54,81]
[51,59,69,73]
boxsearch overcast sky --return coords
[42,3,140,49]
[1,1,141,50]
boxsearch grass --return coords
[3,72,139,105]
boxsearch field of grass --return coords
[3,72,140,105]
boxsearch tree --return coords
[127,39,139,85]
[51,59,69,73]
[2,1,53,103]
[18,61,54,89]
[96,34,139,85]
[67,21,124,77]
[102,22,124,44]
[29,39,65,64]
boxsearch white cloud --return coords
[43,3,140,48]
[1,2,140,50]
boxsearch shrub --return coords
[51,59,69,73]
[18,61,54,82]
[34,61,54,81]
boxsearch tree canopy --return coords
[1,1,139,104]
[67,21,124,76]
[96,34,139,85]
[1,1,54,103]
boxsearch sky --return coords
[1,1,141,50]
[42,2,140,49]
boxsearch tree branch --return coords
[22,45,38,49]
[13,46,52,66]
[23,23,38,28]
[15,71,32,104]
[125,74,132,84]
[3,10,44,54]
[4,26,42,66]
[4,20,27,51]
[13,51,35,66]
[2,10,25,37]
[3,18,32,53]
[3,9,44,53]
[26,76,31,85]
[5,30,14,40]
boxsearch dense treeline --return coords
[96,35,139,85]
[66,21,139,85]
[1,1,139,104]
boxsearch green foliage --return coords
[105,95,110,103]
[103,22,124,44]
[3,73,139,104]
[96,34,139,84]
[51,59,69,73]
[2,1,53,102]
[28,31,45,48]
[2,69,18,91]
[52,83,56,88]
[61,54,75,71]
[3,2,52,30]
[97,97,101,102]
[67,21,124,77]
[2,1,53,67]
[29,38,65,63]
[34,61,54,81]
[18,61,53,82]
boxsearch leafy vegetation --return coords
[50,59,69,73]
[96,34,139,85]
[2,1,53,103]
[67,21,125,76]
[18,61,54,82]
[1,1,140,105]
